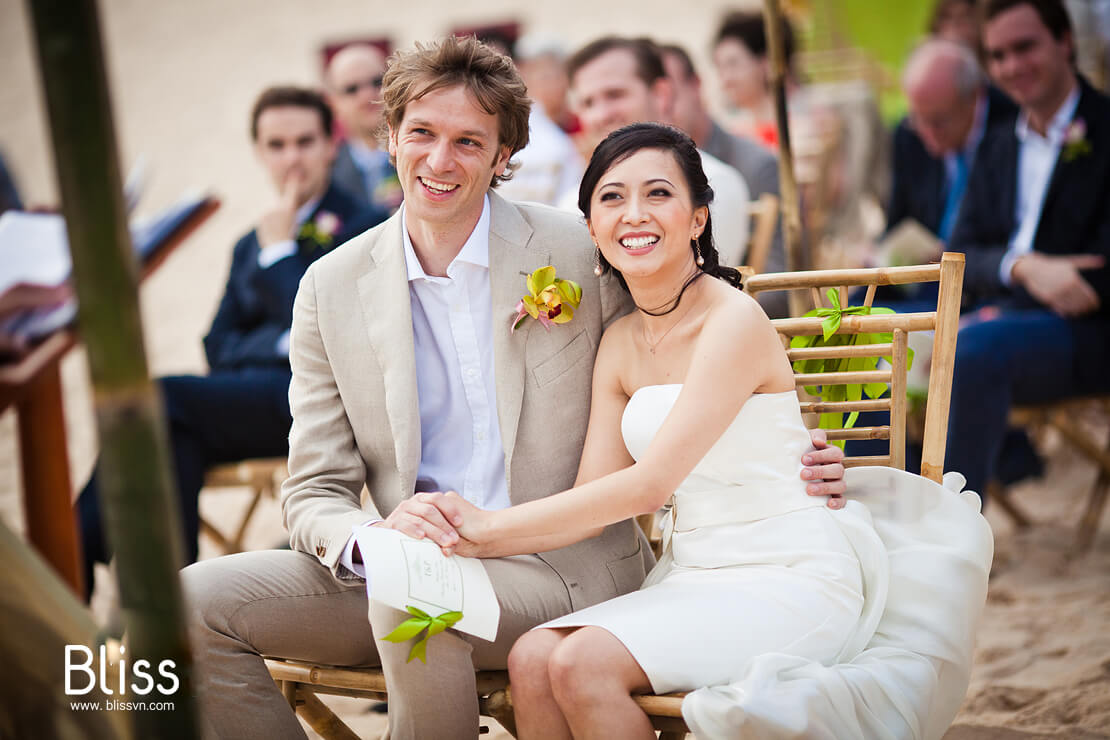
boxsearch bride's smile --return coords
[587,148,708,294]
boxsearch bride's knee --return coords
[508,630,560,691]
[547,629,619,706]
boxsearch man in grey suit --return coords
[325,44,404,213]
[183,36,846,739]
[660,43,789,318]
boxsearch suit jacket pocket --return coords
[606,539,647,596]
[531,328,591,388]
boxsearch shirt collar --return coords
[1015,84,1080,144]
[296,194,323,226]
[401,195,491,282]
[347,138,389,167]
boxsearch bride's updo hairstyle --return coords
[578,122,743,293]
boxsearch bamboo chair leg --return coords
[297,692,361,740]
[485,687,518,737]
[281,679,298,708]
[1074,438,1110,555]
[198,516,236,552]
[988,482,1033,529]
[229,487,265,551]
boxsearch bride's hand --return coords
[427,491,494,556]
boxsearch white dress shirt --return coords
[498,104,583,206]
[340,196,511,576]
[999,86,1080,285]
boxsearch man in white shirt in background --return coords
[946,0,1110,497]
[496,34,584,206]
[565,36,752,265]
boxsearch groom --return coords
[182,36,846,739]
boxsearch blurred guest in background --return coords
[325,44,403,213]
[567,36,752,265]
[515,32,579,133]
[890,38,1015,245]
[712,10,797,150]
[930,0,985,58]
[660,42,788,316]
[75,86,386,599]
[947,0,1110,497]
[497,34,584,206]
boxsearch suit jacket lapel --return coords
[1038,84,1091,238]
[487,193,551,475]
[357,212,421,493]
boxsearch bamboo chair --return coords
[266,254,965,739]
[1000,397,1110,554]
[199,458,287,554]
[743,192,780,275]
[615,253,968,738]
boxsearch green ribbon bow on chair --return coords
[790,289,913,447]
[382,606,464,664]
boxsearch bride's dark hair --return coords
[578,122,744,295]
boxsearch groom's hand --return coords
[375,492,460,550]
[802,429,846,509]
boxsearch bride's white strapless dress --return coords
[540,384,995,739]
[541,385,886,692]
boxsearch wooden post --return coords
[25,0,199,736]
[763,0,807,316]
[18,359,82,593]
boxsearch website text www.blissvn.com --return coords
[70,699,176,712]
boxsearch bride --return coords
[428,122,985,739]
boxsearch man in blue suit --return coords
[946,0,1110,496]
[76,86,386,597]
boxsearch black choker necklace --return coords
[635,271,705,317]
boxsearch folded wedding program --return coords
[353,525,501,642]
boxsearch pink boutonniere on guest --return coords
[299,210,343,250]
[1061,118,1092,162]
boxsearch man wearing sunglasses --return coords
[325,43,404,213]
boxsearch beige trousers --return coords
[181,549,573,740]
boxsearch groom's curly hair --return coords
[380,35,531,186]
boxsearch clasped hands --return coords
[371,429,848,559]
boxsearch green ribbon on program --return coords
[382,606,464,664]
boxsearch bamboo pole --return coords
[25,0,199,736]
[762,0,807,316]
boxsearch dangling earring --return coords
[693,237,705,267]
[593,244,603,276]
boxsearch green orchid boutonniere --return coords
[298,210,342,251]
[1062,118,1092,163]
[511,266,583,333]
[382,606,463,663]
[790,289,914,448]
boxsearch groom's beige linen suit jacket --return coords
[281,191,650,614]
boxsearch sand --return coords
[1,1,1108,737]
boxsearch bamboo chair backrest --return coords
[744,193,780,274]
[742,252,965,483]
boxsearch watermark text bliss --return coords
[65,645,179,696]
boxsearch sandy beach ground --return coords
[2,2,1108,737]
